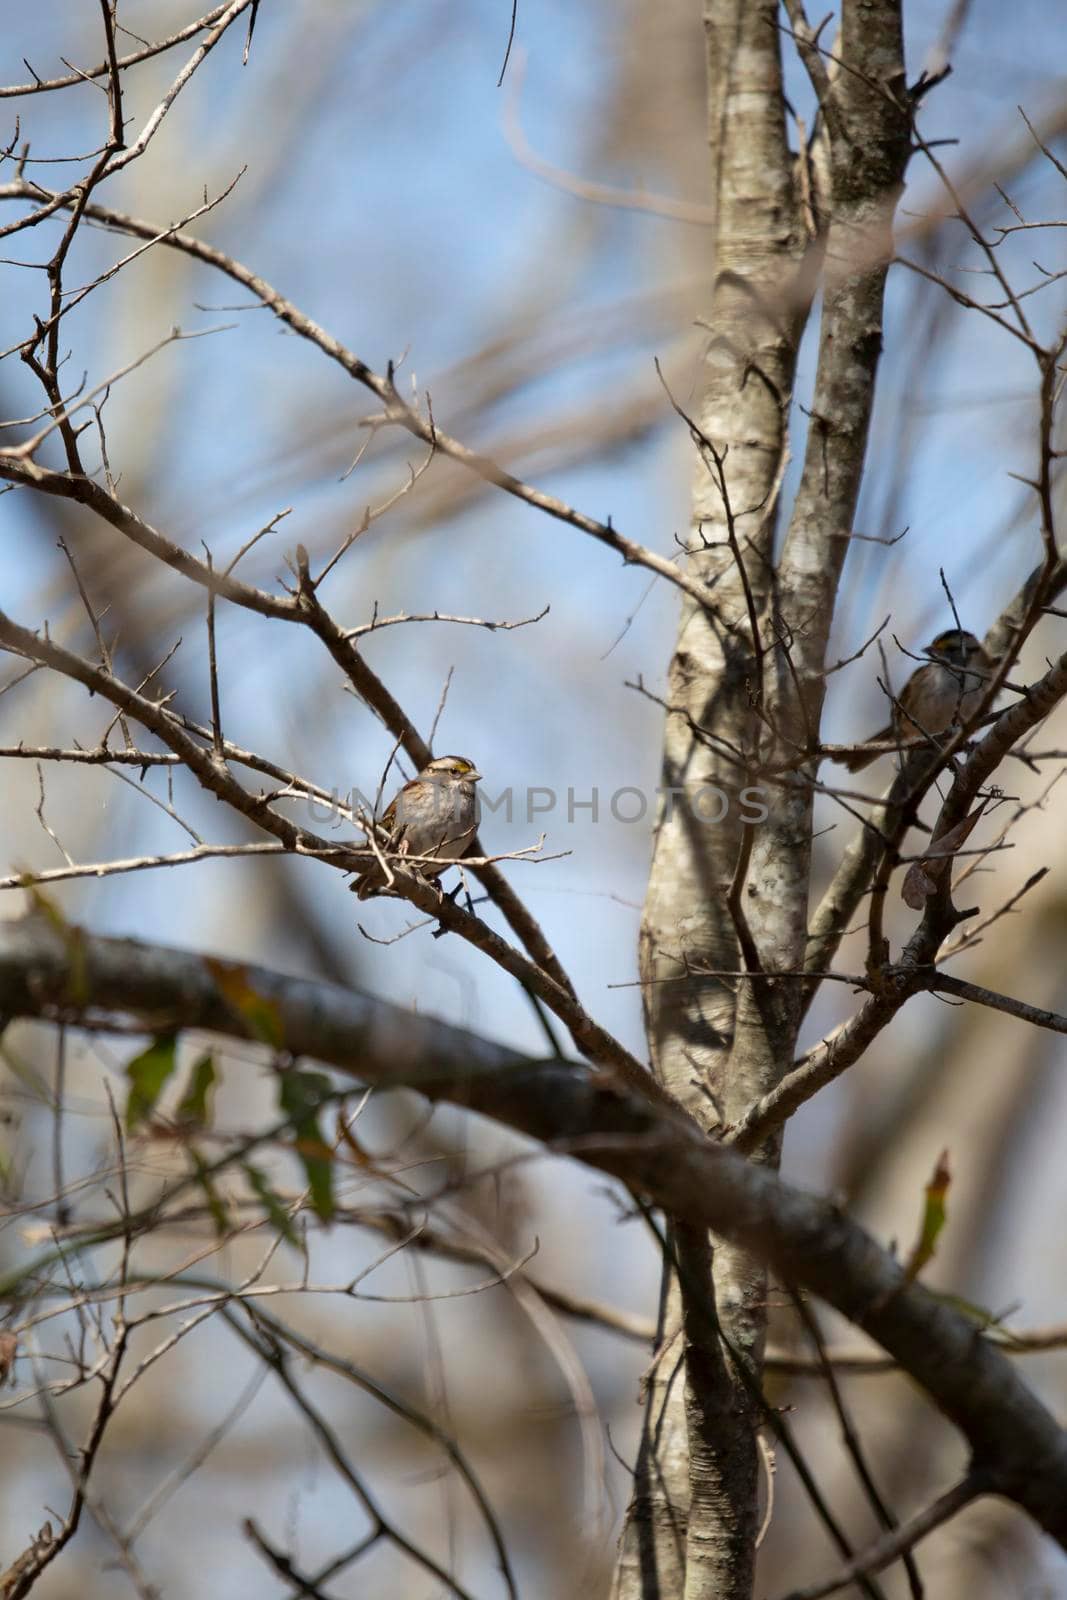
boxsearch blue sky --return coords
[2,6,1067,1586]
[2,0,1065,1111]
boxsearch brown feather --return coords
[842,724,895,773]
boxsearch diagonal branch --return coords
[924,972,1067,1035]
[0,607,662,1104]
[804,558,1067,1007]
[0,182,718,614]
[774,1472,988,1600]
[0,918,1066,1545]
[0,457,575,1000]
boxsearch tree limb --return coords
[1,916,1066,1546]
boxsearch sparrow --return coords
[349,755,483,899]
[841,628,992,773]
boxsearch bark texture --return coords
[619,2,910,1594]
[2,917,1067,1548]
[619,7,801,1593]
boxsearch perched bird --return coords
[841,629,992,773]
[350,755,483,900]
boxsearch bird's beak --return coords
[468,769,483,783]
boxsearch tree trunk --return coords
[614,5,801,1595]
[614,2,909,1594]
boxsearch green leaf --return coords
[279,1070,335,1222]
[125,1035,178,1131]
[928,1289,999,1327]
[244,1162,298,1245]
[205,958,284,1049]
[24,885,69,932]
[176,1054,216,1128]
[189,1149,228,1238]
[25,890,88,1004]
[279,1069,332,1123]
[904,1148,951,1282]
[293,1136,334,1223]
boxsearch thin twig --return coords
[775,1474,986,1600]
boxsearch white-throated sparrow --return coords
[841,628,992,772]
[350,754,483,900]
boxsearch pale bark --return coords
[620,2,910,1594]
[619,4,802,1592]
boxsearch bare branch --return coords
[1,920,1066,1545]
[774,1473,987,1600]
[0,7,236,99]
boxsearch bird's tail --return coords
[841,725,895,773]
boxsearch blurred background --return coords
[1,1,1066,1594]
